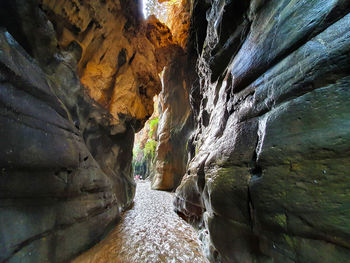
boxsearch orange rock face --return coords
[165,0,191,49]
[157,0,191,49]
[40,0,179,132]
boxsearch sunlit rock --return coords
[40,0,180,131]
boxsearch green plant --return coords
[148,117,159,138]
[144,139,157,160]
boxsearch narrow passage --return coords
[73,181,208,263]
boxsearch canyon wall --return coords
[39,0,178,132]
[174,0,350,262]
[0,29,133,262]
[149,0,194,191]
[1,0,350,262]
[0,0,177,262]
[151,53,194,190]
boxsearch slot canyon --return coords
[1,0,350,262]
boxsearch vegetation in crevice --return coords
[132,99,159,179]
[144,138,158,160]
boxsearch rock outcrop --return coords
[40,0,179,132]
[144,0,194,191]
[151,53,194,190]
[174,0,350,262]
[0,27,130,263]
[162,0,191,49]
[0,0,177,262]
[2,0,350,262]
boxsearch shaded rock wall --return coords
[174,0,350,262]
[151,54,194,190]
[0,0,177,262]
[0,28,129,263]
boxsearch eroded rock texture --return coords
[151,54,194,190]
[163,0,192,49]
[0,28,130,263]
[140,0,194,190]
[0,0,177,262]
[174,0,350,262]
[40,0,179,131]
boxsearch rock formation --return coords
[146,0,194,191]
[151,53,194,190]
[0,0,178,262]
[40,0,179,131]
[1,0,350,262]
[0,26,128,263]
[173,0,350,262]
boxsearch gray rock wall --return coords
[174,0,350,262]
[0,1,135,262]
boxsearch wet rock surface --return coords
[1,0,350,262]
[0,28,131,263]
[0,0,179,262]
[173,0,350,262]
[73,181,208,263]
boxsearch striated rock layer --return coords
[0,0,178,262]
[0,27,130,263]
[174,0,350,262]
